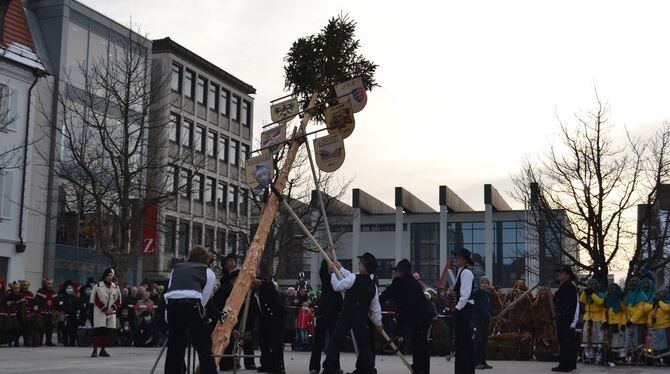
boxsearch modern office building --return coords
[144,37,255,280]
[0,0,50,286]
[637,184,670,287]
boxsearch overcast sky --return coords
[82,0,670,212]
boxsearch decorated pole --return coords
[209,92,319,367]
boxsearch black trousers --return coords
[59,314,78,346]
[258,317,285,373]
[472,318,490,366]
[454,304,474,374]
[323,310,375,374]
[556,322,577,370]
[165,301,216,374]
[309,313,339,372]
[410,318,432,374]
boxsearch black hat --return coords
[391,259,412,274]
[555,265,576,281]
[357,252,378,274]
[101,268,115,281]
[452,248,474,265]
[63,279,73,288]
[224,253,237,262]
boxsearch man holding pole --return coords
[322,252,383,374]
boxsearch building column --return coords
[439,204,448,277]
[395,206,403,264]
[484,203,493,281]
[353,207,361,272]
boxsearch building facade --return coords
[145,38,255,280]
[637,184,670,287]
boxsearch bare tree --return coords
[512,97,643,285]
[0,87,20,173]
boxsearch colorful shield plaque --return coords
[325,101,355,139]
[313,133,345,172]
[245,153,274,192]
[260,125,286,154]
[335,77,367,113]
[270,97,299,123]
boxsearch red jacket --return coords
[296,308,314,330]
[35,287,58,314]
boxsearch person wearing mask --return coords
[379,259,435,374]
[18,280,40,347]
[90,268,122,357]
[322,252,383,374]
[452,248,475,374]
[35,278,58,346]
[5,282,22,346]
[472,276,493,370]
[603,283,627,367]
[579,279,606,363]
[163,245,217,374]
[553,265,579,373]
[309,246,343,374]
[56,280,79,346]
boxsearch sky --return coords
[80,0,670,213]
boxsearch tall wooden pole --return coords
[209,92,319,367]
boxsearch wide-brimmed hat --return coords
[391,259,411,274]
[358,252,378,274]
[555,265,576,281]
[451,248,474,265]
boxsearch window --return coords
[240,144,250,169]
[220,88,230,117]
[197,76,207,106]
[218,136,228,163]
[205,177,215,205]
[205,227,214,249]
[242,100,251,127]
[171,63,182,92]
[166,165,178,193]
[168,113,179,143]
[239,189,248,216]
[165,218,177,254]
[0,171,13,219]
[179,169,191,199]
[194,125,205,153]
[411,223,440,287]
[230,139,239,167]
[493,221,527,288]
[184,69,195,99]
[217,182,227,209]
[216,230,226,253]
[228,185,238,213]
[207,131,217,157]
[65,22,88,87]
[192,173,203,202]
[227,231,237,253]
[209,83,219,111]
[231,95,240,122]
[192,224,202,245]
[181,119,193,148]
[178,222,190,254]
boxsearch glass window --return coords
[166,165,177,193]
[447,222,487,281]
[411,223,440,287]
[230,139,239,167]
[179,169,191,199]
[240,144,249,168]
[220,88,230,116]
[192,173,203,202]
[165,218,177,254]
[197,76,207,105]
[239,189,248,216]
[228,185,238,213]
[181,120,192,148]
[218,136,228,162]
[241,100,250,127]
[205,227,214,249]
[231,95,240,122]
[217,181,227,209]
[492,221,527,288]
[168,113,179,143]
[207,131,217,157]
[227,231,237,254]
[194,125,205,153]
[216,230,226,253]
[65,22,89,87]
[178,222,190,254]
[192,224,202,245]
[184,69,195,99]
[171,63,182,92]
[205,177,215,204]
[87,32,108,77]
[209,83,219,111]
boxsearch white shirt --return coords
[164,267,216,307]
[571,292,580,329]
[455,267,474,311]
[331,267,383,326]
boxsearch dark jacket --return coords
[472,288,492,321]
[554,281,578,326]
[317,259,342,316]
[380,274,435,323]
[257,280,286,323]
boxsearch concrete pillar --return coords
[353,207,361,272]
[484,203,493,281]
[395,206,403,264]
[439,204,448,276]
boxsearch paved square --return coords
[0,347,667,373]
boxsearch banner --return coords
[335,77,367,113]
[313,133,345,172]
[260,125,286,154]
[325,100,355,139]
[270,97,299,123]
[141,202,158,256]
[245,153,274,192]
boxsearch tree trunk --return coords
[210,93,319,366]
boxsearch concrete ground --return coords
[0,347,667,373]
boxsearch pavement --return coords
[0,347,668,373]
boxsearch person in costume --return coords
[35,278,58,346]
[579,278,606,363]
[553,265,579,373]
[90,268,122,357]
[603,283,627,367]
[452,248,476,374]
[4,282,21,346]
[57,280,79,346]
[18,280,40,347]
[625,275,655,363]
[650,287,670,361]
[0,279,7,346]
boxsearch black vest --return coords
[454,267,474,302]
[167,262,208,293]
[342,274,376,313]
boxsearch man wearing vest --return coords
[164,245,217,374]
[322,252,383,374]
[452,248,475,374]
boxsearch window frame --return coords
[197,76,207,106]
[209,82,219,112]
[168,113,180,144]
[192,173,204,202]
[218,136,229,163]
[241,99,251,127]
[194,125,205,153]
[230,139,239,167]
[179,168,191,199]
[220,88,230,117]
[228,184,238,213]
[184,69,196,99]
[217,181,227,210]
[231,94,240,122]
[181,119,193,148]
[205,177,216,205]
[171,63,183,93]
[207,130,218,158]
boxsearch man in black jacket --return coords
[379,259,434,374]
[553,265,579,373]
[472,276,493,370]
[254,277,287,374]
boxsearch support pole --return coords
[232,291,252,374]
